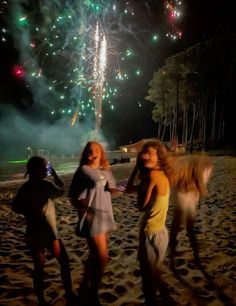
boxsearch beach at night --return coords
[0,158,235,306]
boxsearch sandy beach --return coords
[0,157,235,306]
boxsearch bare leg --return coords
[80,237,96,292]
[186,217,201,266]
[81,233,109,305]
[90,234,109,295]
[169,209,182,266]
[31,247,47,305]
[48,239,74,303]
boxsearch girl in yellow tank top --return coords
[126,140,174,306]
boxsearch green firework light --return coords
[11,1,122,127]
[10,0,182,129]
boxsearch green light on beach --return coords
[7,160,28,164]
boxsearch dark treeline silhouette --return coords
[146,36,236,152]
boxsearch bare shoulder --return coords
[150,169,167,180]
[150,170,170,193]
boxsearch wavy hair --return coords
[172,154,213,197]
[79,141,110,169]
[139,140,174,183]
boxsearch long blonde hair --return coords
[79,141,110,169]
[172,154,213,197]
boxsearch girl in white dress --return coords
[69,141,120,305]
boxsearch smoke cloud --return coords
[0,105,108,159]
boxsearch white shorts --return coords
[138,226,169,267]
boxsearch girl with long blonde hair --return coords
[169,154,213,267]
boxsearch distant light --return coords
[126,49,132,56]
[177,31,182,38]
[13,65,24,78]
[152,34,158,41]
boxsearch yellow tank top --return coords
[145,171,170,233]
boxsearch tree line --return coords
[146,36,236,152]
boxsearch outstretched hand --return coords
[109,188,124,198]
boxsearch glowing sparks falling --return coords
[93,23,107,131]
[93,23,99,84]
[8,1,183,130]
[164,0,182,39]
[71,111,78,127]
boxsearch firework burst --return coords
[92,23,107,131]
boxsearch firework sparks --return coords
[93,23,107,131]
[7,0,181,130]
[164,0,182,39]
[71,111,78,127]
[0,0,8,15]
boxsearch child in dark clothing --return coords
[11,156,74,306]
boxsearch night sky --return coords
[0,0,236,158]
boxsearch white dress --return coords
[72,165,116,237]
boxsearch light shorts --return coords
[174,191,199,226]
[138,226,169,267]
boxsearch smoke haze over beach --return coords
[0,105,110,159]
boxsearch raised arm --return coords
[125,163,139,193]
[50,167,64,198]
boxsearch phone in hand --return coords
[46,161,52,176]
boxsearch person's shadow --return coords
[170,256,235,306]
[76,260,103,306]
[155,273,177,306]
